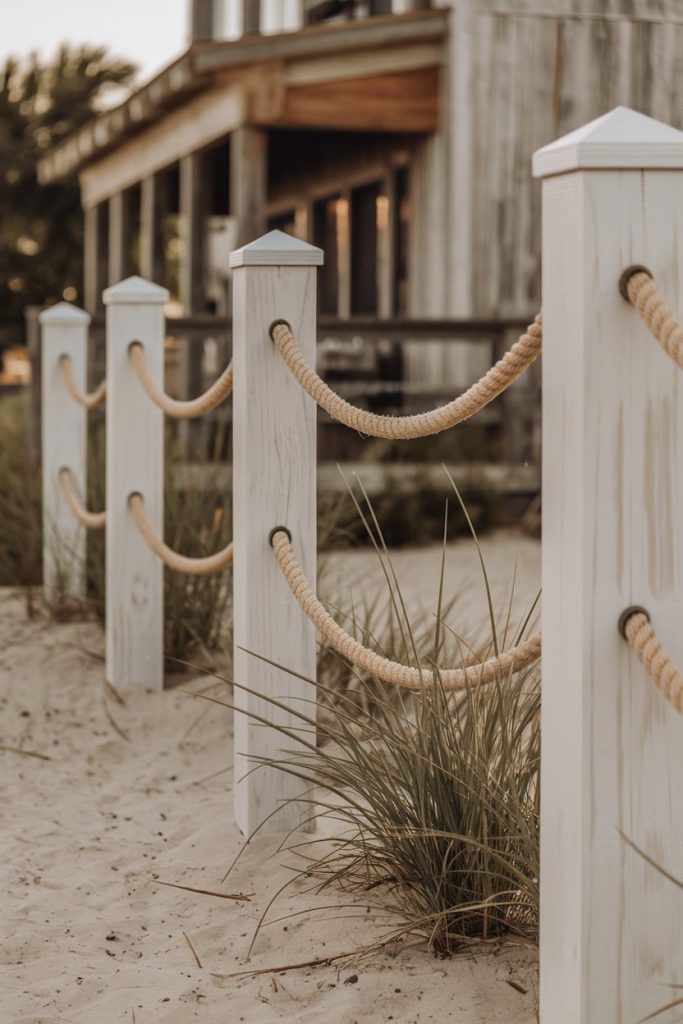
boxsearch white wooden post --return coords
[103,277,168,692]
[40,302,91,606]
[535,107,683,1023]
[230,230,322,836]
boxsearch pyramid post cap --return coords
[39,301,91,327]
[533,106,683,179]
[230,229,324,268]
[103,276,170,305]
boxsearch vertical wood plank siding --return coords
[411,0,683,321]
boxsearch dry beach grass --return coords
[0,526,540,1023]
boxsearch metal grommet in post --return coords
[618,605,651,639]
[619,265,652,301]
[269,319,291,340]
[269,525,292,547]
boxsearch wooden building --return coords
[37,0,683,424]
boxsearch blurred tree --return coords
[0,46,136,355]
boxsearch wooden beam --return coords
[193,9,448,74]
[264,68,441,132]
[80,84,245,209]
[178,153,207,457]
[108,191,132,286]
[284,40,442,87]
[84,203,109,314]
[139,174,168,286]
[230,126,267,248]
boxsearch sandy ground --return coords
[1,532,540,1024]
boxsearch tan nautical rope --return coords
[128,493,233,575]
[129,343,233,419]
[59,355,106,410]
[270,315,542,439]
[621,608,683,714]
[270,528,541,690]
[59,468,106,530]
[622,267,683,370]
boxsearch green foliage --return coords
[0,46,136,354]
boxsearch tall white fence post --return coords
[103,277,168,692]
[40,302,91,605]
[535,107,683,1022]
[230,230,322,836]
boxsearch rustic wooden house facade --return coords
[37,0,683,448]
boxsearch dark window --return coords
[351,182,380,316]
[368,0,392,14]
[127,184,141,276]
[159,163,180,301]
[268,210,297,235]
[394,165,409,316]
[313,195,341,315]
[205,140,230,216]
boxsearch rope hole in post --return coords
[618,605,651,639]
[269,525,292,547]
[269,319,292,340]
[618,265,653,301]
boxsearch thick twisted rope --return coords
[270,528,541,690]
[621,608,683,714]
[270,315,542,439]
[623,267,683,370]
[59,356,106,410]
[59,468,106,530]
[129,343,233,419]
[128,493,233,575]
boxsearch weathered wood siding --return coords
[412,0,683,320]
[405,0,683,392]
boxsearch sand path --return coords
[0,533,539,1023]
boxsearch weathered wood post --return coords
[535,107,683,1023]
[230,230,322,836]
[103,277,168,692]
[40,302,90,605]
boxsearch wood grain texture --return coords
[104,277,168,692]
[79,84,245,209]
[538,115,683,1022]
[231,232,321,836]
[275,68,440,132]
[441,0,683,319]
[40,304,90,605]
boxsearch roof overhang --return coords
[38,9,448,188]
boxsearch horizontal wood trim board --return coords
[264,68,441,133]
[284,41,444,88]
[88,315,534,340]
[193,10,448,74]
[80,85,246,209]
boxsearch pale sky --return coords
[0,0,188,86]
